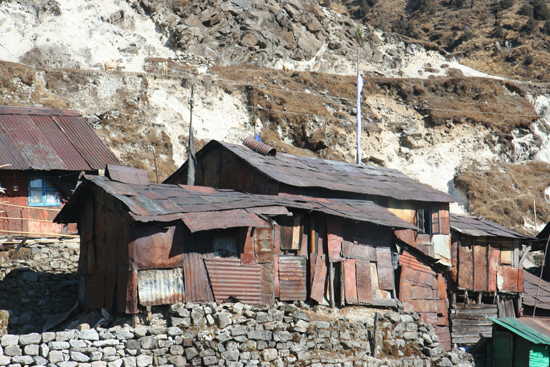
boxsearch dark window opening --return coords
[415,209,441,235]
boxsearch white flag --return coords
[356,74,364,165]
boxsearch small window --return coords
[415,209,441,235]
[28,176,60,206]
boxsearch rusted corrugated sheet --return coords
[278,255,307,301]
[33,115,92,170]
[204,258,263,304]
[137,268,184,306]
[53,115,120,170]
[182,209,268,233]
[344,259,358,303]
[376,247,394,291]
[246,206,289,216]
[243,137,276,156]
[0,114,65,170]
[488,246,500,292]
[255,227,273,264]
[107,165,150,185]
[183,253,214,302]
[0,107,120,171]
[342,240,375,260]
[327,217,343,262]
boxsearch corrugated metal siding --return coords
[530,345,550,367]
[183,253,214,302]
[204,258,263,305]
[32,115,92,170]
[53,115,120,170]
[137,268,184,306]
[278,256,307,301]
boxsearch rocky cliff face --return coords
[1,0,550,233]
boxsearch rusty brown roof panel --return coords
[0,106,119,171]
[0,114,65,170]
[106,165,150,185]
[523,271,550,310]
[204,258,263,305]
[53,115,120,170]
[57,176,418,231]
[278,255,307,301]
[32,115,92,171]
[0,131,29,169]
[451,214,531,239]
[213,141,456,203]
[181,209,268,233]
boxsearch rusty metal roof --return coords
[450,213,531,239]
[56,175,418,231]
[523,271,550,311]
[168,140,456,203]
[0,106,120,171]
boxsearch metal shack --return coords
[449,214,532,345]
[490,317,550,367]
[165,138,456,343]
[0,106,120,237]
[54,175,417,314]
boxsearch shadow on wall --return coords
[0,268,78,335]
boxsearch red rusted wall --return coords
[0,171,76,236]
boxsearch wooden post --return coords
[329,262,335,308]
[340,261,346,307]
[373,312,379,357]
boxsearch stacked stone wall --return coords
[0,301,474,367]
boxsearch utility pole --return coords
[187,84,197,186]
[148,146,159,183]
[355,27,365,165]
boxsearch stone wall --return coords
[0,239,79,335]
[0,300,474,367]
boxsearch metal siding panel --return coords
[33,115,92,170]
[53,115,120,170]
[204,258,263,305]
[255,227,273,264]
[310,255,327,303]
[327,217,343,262]
[458,241,474,289]
[183,253,214,302]
[278,255,307,301]
[84,272,105,310]
[474,244,488,291]
[489,246,500,292]
[0,115,65,170]
[497,266,523,293]
[107,165,150,184]
[137,268,185,306]
[344,259,358,303]
[356,259,373,304]
[376,247,394,291]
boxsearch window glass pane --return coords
[45,179,56,189]
[30,189,43,204]
[30,178,43,188]
[45,191,58,204]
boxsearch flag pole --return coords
[355,28,365,165]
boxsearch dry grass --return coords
[454,161,550,234]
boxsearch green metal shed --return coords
[490,318,550,367]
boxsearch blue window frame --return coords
[28,176,60,206]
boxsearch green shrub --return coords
[493,25,506,38]
[543,19,550,34]
[519,3,534,17]
[499,0,514,10]
[523,17,538,33]
[524,54,534,65]
[533,0,550,20]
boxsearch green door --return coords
[494,330,513,367]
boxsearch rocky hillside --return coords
[1,0,550,234]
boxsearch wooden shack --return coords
[165,138,457,342]
[449,214,531,345]
[0,106,120,237]
[55,175,417,314]
[490,317,550,367]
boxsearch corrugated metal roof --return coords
[0,106,119,171]
[491,317,550,345]
[523,271,550,310]
[166,140,457,203]
[56,175,419,231]
[450,213,531,239]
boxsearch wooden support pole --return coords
[0,202,61,212]
[329,261,335,308]
[340,261,346,307]
[0,229,78,238]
